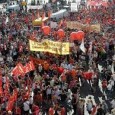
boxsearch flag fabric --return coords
[6,88,18,111]
[12,61,35,76]
[6,92,16,111]
[24,61,35,73]
[24,63,30,73]
[80,39,86,53]
[83,72,93,80]
[11,66,20,77]
[28,61,35,71]
[9,95,15,102]
[16,63,25,76]
[11,63,24,77]
[6,100,14,111]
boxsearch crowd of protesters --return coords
[0,1,115,115]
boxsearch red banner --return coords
[24,61,35,73]
[12,61,35,77]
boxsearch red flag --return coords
[23,63,30,73]
[29,61,35,71]
[17,63,25,76]
[6,88,18,111]
[83,72,93,80]
[11,63,24,76]
[6,95,15,111]
[24,61,35,73]
[6,100,14,111]
[11,66,20,77]
[9,95,15,102]
[57,67,64,74]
